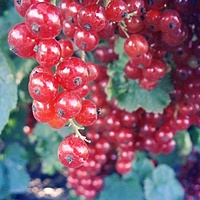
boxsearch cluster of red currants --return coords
[8,0,101,168]
[7,0,200,198]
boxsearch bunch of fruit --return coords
[7,0,200,199]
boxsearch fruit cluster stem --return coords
[68,119,91,143]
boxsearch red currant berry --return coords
[58,39,74,59]
[87,62,99,81]
[77,4,107,32]
[34,38,61,67]
[8,23,37,58]
[29,66,54,80]
[105,0,128,22]
[47,115,69,129]
[56,57,89,90]
[28,72,58,103]
[75,100,98,126]
[58,135,89,168]
[144,10,161,32]
[159,9,182,33]
[124,34,149,57]
[63,2,82,25]
[32,99,55,122]
[54,91,82,119]
[25,2,62,38]
[116,158,132,174]
[74,29,99,52]
[62,20,79,38]
[142,59,167,81]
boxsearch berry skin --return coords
[14,0,50,17]
[105,0,128,22]
[25,2,62,38]
[58,39,74,59]
[32,100,55,122]
[8,23,37,58]
[74,29,99,52]
[56,57,89,90]
[34,38,61,67]
[142,59,167,81]
[87,62,99,81]
[28,72,58,103]
[29,66,53,80]
[58,135,89,168]
[159,9,182,33]
[77,4,107,32]
[124,34,149,57]
[75,99,98,126]
[47,115,69,129]
[54,91,82,119]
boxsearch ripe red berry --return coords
[29,66,54,80]
[58,39,74,59]
[105,0,128,22]
[74,29,99,52]
[142,59,167,81]
[56,57,89,90]
[34,38,61,67]
[58,135,89,168]
[32,99,55,122]
[8,23,37,58]
[75,99,98,126]
[159,9,182,33]
[124,34,149,57]
[77,4,107,32]
[54,91,82,119]
[47,115,69,129]
[25,2,62,38]
[28,72,58,103]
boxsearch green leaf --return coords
[175,131,192,156]
[4,143,28,166]
[98,173,144,200]
[6,163,30,194]
[57,125,74,138]
[0,162,9,199]
[114,37,125,55]
[31,123,64,175]
[3,143,30,194]
[144,164,184,200]
[0,48,18,134]
[123,153,154,184]
[105,52,173,113]
[119,76,172,113]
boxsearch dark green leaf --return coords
[175,131,192,156]
[144,164,184,200]
[31,123,64,175]
[98,173,144,200]
[0,49,18,133]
